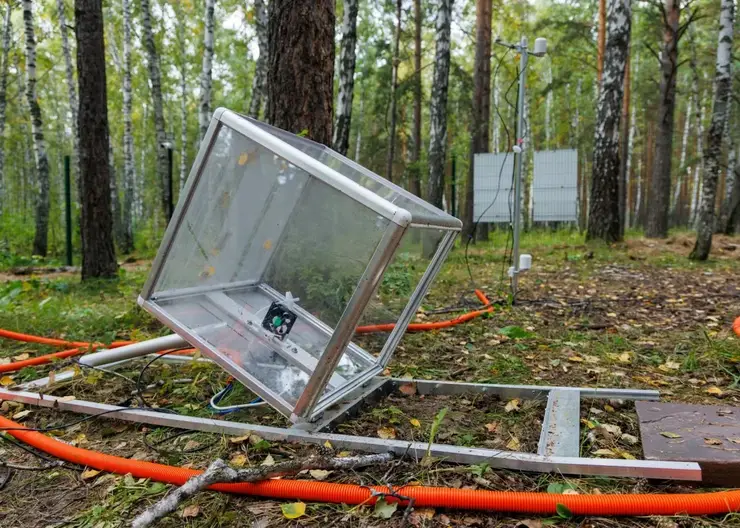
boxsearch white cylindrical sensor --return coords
[519,253,532,271]
[533,38,547,56]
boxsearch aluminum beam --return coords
[0,389,701,481]
[538,389,581,457]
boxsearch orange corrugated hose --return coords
[0,329,135,373]
[355,289,493,334]
[733,316,740,337]
[0,330,196,374]
[0,414,738,516]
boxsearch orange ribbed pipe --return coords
[1,415,739,516]
[733,316,740,338]
[356,289,493,334]
[0,330,135,374]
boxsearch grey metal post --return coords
[511,37,528,302]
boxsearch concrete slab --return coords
[636,401,740,486]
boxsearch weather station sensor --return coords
[138,109,462,425]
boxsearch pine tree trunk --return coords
[408,0,422,197]
[587,0,631,243]
[385,0,402,183]
[140,0,170,222]
[267,0,334,145]
[23,0,51,257]
[462,0,492,242]
[56,0,79,183]
[690,0,734,260]
[198,0,214,142]
[119,0,135,253]
[332,0,358,156]
[426,0,452,211]
[646,0,679,238]
[248,0,268,119]
[0,4,11,218]
[75,0,117,278]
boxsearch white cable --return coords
[209,387,267,412]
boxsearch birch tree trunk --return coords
[385,0,402,183]
[24,0,51,256]
[717,122,737,233]
[618,49,630,236]
[462,0,492,242]
[597,0,606,84]
[267,0,334,146]
[75,0,117,278]
[690,88,705,226]
[140,0,170,222]
[332,0,358,157]
[492,73,499,154]
[545,63,552,149]
[354,86,363,162]
[408,0,422,197]
[671,91,692,223]
[587,0,631,243]
[0,4,11,218]
[119,0,135,253]
[690,0,734,260]
[198,0,214,142]
[248,0,268,119]
[56,0,79,182]
[624,53,638,229]
[646,0,679,238]
[426,0,453,211]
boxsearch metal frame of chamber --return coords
[7,339,702,481]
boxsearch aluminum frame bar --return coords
[0,388,700,481]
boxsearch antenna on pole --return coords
[494,35,548,303]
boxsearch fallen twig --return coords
[131,452,393,528]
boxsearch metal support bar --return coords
[0,388,701,481]
[291,223,407,421]
[538,389,581,457]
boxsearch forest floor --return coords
[0,229,739,528]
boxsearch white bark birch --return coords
[24,0,51,256]
[56,0,79,184]
[690,89,705,226]
[332,0,358,156]
[248,0,268,119]
[624,52,638,229]
[587,0,632,242]
[354,85,364,162]
[426,0,453,210]
[0,4,11,217]
[545,63,553,150]
[198,0,215,142]
[121,0,135,253]
[672,89,692,219]
[690,0,734,259]
[140,0,170,221]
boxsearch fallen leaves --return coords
[309,469,331,481]
[484,422,499,433]
[658,361,680,372]
[374,497,398,519]
[659,431,682,439]
[229,454,247,467]
[409,418,421,428]
[81,469,101,480]
[377,426,396,440]
[504,399,520,413]
[261,454,275,467]
[281,502,306,520]
[0,376,15,387]
[505,436,521,451]
[399,382,417,396]
[704,438,723,446]
[12,353,29,361]
[181,504,200,519]
[706,386,725,397]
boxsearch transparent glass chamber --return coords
[140,108,461,422]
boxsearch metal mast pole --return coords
[511,37,528,301]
